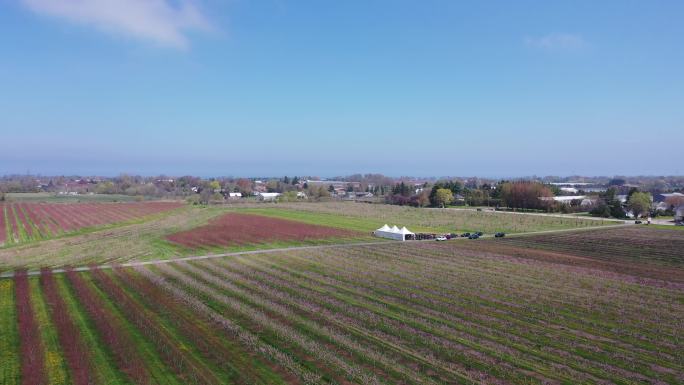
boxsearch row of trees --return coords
[386,180,556,209]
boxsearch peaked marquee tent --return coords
[374,224,415,241]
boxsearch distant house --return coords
[560,187,579,194]
[257,192,281,201]
[676,205,684,222]
[654,192,684,203]
[228,192,242,198]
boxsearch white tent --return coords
[373,224,415,241]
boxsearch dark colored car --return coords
[494,232,506,238]
[634,220,642,224]
[468,233,480,239]
[461,232,471,237]
[475,232,483,236]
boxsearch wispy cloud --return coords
[524,33,586,52]
[21,0,212,49]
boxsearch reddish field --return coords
[471,226,684,284]
[0,201,183,245]
[167,212,359,248]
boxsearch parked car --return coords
[494,232,506,238]
[634,220,642,224]
[468,234,480,239]
[475,232,483,236]
[436,236,448,241]
[461,232,471,237]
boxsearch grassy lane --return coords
[28,278,70,385]
[0,279,20,384]
[55,274,130,385]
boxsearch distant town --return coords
[1,174,683,224]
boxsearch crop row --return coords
[0,201,182,246]
[166,212,360,249]
[3,239,682,384]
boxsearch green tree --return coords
[208,180,221,191]
[278,191,299,202]
[628,192,652,218]
[433,188,454,208]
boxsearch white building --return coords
[228,192,242,198]
[373,224,415,241]
[540,195,587,203]
[257,192,281,201]
[676,205,684,222]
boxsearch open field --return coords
[0,201,183,246]
[167,212,362,249]
[0,202,618,273]
[1,231,682,384]
[240,202,617,233]
[475,226,684,283]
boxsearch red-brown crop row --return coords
[0,201,182,245]
[0,203,6,245]
[40,269,95,385]
[65,269,151,384]
[14,271,48,385]
[166,212,359,249]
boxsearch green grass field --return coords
[237,202,616,233]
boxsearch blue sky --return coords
[1,0,682,177]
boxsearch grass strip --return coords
[28,277,70,385]
[0,279,20,384]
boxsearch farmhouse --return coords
[228,192,242,198]
[374,224,415,241]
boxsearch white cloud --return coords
[21,0,212,49]
[524,33,586,52]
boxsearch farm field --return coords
[0,201,183,246]
[0,201,615,273]
[240,202,617,233]
[478,226,684,283]
[167,212,362,249]
[1,234,682,384]
[5,192,139,203]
